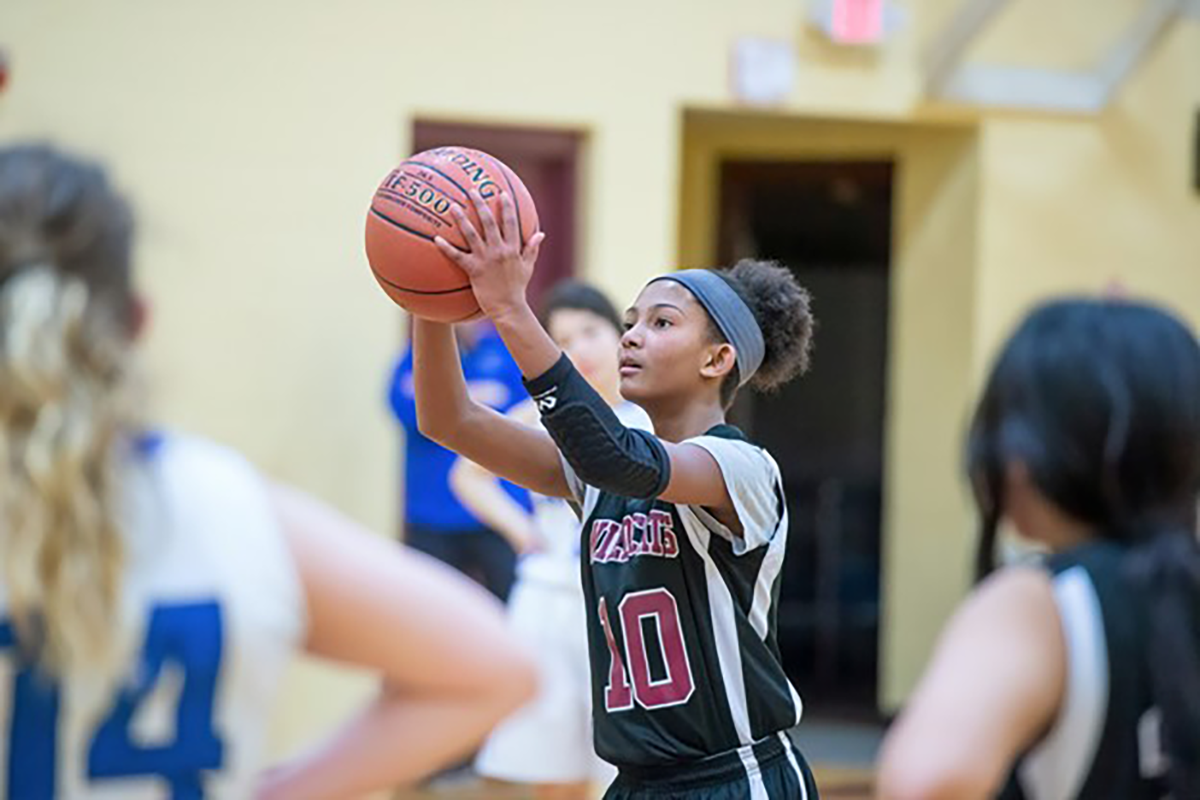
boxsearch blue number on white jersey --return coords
[1,600,225,799]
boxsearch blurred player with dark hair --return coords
[879,298,1200,800]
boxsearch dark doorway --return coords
[413,121,581,306]
[718,160,893,718]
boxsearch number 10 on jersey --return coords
[597,588,695,712]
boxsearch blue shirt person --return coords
[389,320,530,600]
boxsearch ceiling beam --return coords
[924,0,1188,113]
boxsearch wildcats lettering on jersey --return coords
[589,509,679,564]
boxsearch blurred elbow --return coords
[414,409,438,441]
[416,401,474,449]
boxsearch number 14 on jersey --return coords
[1,601,224,799]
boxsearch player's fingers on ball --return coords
[450,205,485,253]
[472,189,502,244]
[499,191,520,244]
[434,236,473,270]
[524,231,547,261]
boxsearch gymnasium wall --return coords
[1,0,1197,747]
[673,11,1200,709]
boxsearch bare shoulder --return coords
[877,565,1066,800]
[935,565,1065,691]
[961,565,1059,628]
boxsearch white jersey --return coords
[516,402,653,591]
[0,433,306,799]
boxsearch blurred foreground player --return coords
[879,298,1200,800]
[0,144,535,799]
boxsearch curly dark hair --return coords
[707,259,814,408]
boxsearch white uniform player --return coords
[0,425,538,800]
[0,434,304,799]
[0,143,537,800]
[475,402,651,787]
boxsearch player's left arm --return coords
[436,190,737,527]
[875,567,1066,800]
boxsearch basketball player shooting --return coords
[413,188,822,800]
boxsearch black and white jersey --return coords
[999,542,1173,800]
[562,424,803,775]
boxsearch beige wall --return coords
[0,0,692,754]
[974,21,1200,361]
[1,0,1197,750]
[676,10,1200,711]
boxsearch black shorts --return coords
[605,733,819,800]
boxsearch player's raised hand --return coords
[434,190,545,322]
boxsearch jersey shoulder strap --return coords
[701,424,749,443]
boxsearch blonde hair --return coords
[0,145,140,675]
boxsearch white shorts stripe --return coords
[779,732,809,800]
[737,744,771,800]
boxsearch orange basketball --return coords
[365,146,539,322]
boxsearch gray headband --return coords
[650,269,764,387]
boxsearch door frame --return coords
[678,110,983,713]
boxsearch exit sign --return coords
[831,0,884,43]
[811,0,901,46]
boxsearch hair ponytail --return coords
[0,265,138,674]
[1127,528,1200,798]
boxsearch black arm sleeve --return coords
[524,354,670,499]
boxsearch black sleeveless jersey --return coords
[998,542,1174,800]
[562,425,803,770]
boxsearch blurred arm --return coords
[450,455,538,554]
[256,484,538,800]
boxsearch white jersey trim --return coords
[677,512,754,744]
[676,508,804,745]
[749,478,788,639]
[754,483,804,727]
[682,436,783,555]
[1018,566,1109,800]
[683,465,803,728]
